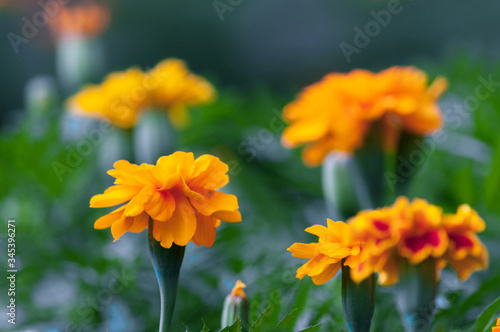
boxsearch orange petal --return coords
[288,243,318,259]
[90,185,141,208]
[212,209,242,222]
[94,205,126,229]
[169,192,197,246]
[191,213,217,247]
[311,262,341,285]
[144,189,176,222]
[188,155,229,190]
[111,216,133,241]
[128,212,149,233]
[124,185,155,217]
[190,190,239,216]
[153,219,175,248]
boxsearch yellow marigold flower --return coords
[70,68,147,128]
[90,151,241,248]
[149,59,217,127]
[288,220,361,285]
[47,2,110,38]
[441,204,488,281]
[281,67,447,166]
[67,59,216,128]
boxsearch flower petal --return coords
[190,190,238,216]
[94,205,126,229]
[144,189,176,222]
[90,185,141,208]
[191,213,217,247]
[288,243,318,259]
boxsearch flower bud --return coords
[221,280,249,329]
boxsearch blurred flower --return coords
[281,67,447,166]
[149,59,217,127]
[47,1,110,39]
[67,59,216,128]
[230,280,247,299]
[288,220,361,285]
[90,151,241,248]
[493,318,500,332]
[440,204,488,281]
[347,197,488,286]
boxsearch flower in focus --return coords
[90,151,241,248]
[288,220,361,285]
[281,67,447,166]
[67,58,216,128]
[47,2,110,39]
[441,204,488,281]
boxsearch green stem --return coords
[394,259,436,332]
[148,219,185,332]
[342,263,375,332]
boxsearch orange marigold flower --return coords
[67,58,216,128]
[90,152,241,248]
[440,204,488,281]
[281,66,447,166]
[288,220,361,285]
[48,2,110,38]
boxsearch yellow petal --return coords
[111,216,133,241]
[311,262,341,285]
[212,209,242,222]
[128,212,149,233]
[168,192,197,246]
[188,155,229,190]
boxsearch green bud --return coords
[221,280,249,330]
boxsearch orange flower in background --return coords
[441,204,488,281]
[47,2,110,38]
[288,220,361,285]
[281,66,447,166]
[67,59,216,128]
[90,152,241,248]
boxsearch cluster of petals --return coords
[281,66,448,166]
[68,59,216,128]
[90,152,241,248]
[287,220,361,285]
[47,2,110,38]
[289,197,488,286]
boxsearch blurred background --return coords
[2,0,500,331]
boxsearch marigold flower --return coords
[90,151,241,248]
[347,197,488,286]
[68,59,216,128]
[288,220,361,285]
[47,2,110,38]
[281,67,447,166]
[440,204,488,281]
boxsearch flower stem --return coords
[394,259,436,332]
[148,219,185,332]
[341,263,375,332]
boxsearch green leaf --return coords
[249,305,272,332]
[476,296,500,332]
[298,324,322,332]
[277,308,298,328]
[201,323,210,332]
[219,317,242,332]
